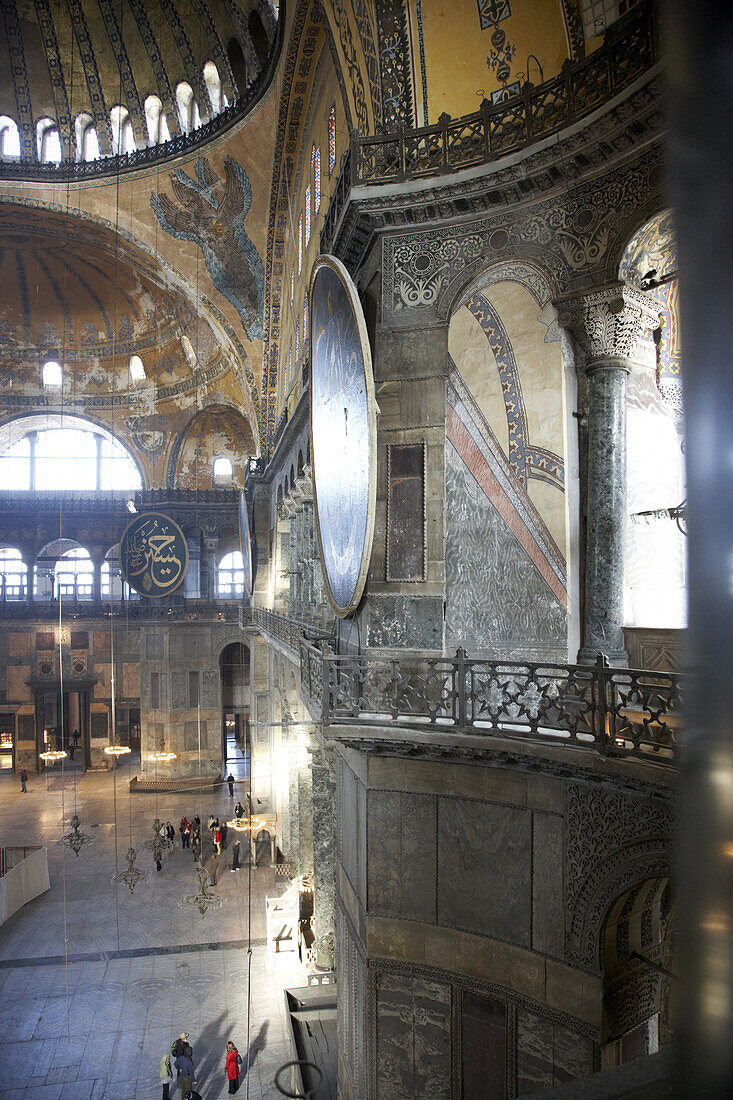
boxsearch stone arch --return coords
[601,876,671,1046]
[445,256,574,661]
[169,404,256,489]
[0,197,261,446]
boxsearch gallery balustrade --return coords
[298,640,680,766]
[321,0,658,249]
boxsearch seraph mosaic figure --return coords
[151,156,264,340]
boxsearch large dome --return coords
[0,0,278,165]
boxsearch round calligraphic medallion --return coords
[239,491,254,599]
[119,512,188,598]
[310,255,377,617]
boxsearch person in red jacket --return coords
[225,1040,241,1093]
[214,825,222,854]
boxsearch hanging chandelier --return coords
[104,744,131,757]
[226,813,267,833]
[40,749,67,763]
[179,861,225,918]
[112,846,148,893]
[151,750,177,761]
[58,813,93,856]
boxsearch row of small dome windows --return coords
[40,340,203,387]
[0,63,228,162]
[41,356,146,388]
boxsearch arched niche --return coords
[172,405,255,489]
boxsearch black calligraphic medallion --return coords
[119,512,188,598]
[239,491,254,599]
[310,255,377,616]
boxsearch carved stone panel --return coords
[386,442,426,581]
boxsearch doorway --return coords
[34,686,90,769]
[0,712,14,771]
[220,642,250,772]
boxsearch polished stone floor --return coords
[0,754,304,1099]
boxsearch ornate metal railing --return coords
[253,607,333,656]
[299,644,680,765]
[321,0,657,247]
[0,7,284,182]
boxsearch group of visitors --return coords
[160,1032,243,1097]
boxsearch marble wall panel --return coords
[367,789,437,923]
[6,664,30,701]
[532,811,564,958]
[437,797,531,945]
[145,633,165,660]
[365,593,443,649]
[375,971,451,1100]
[171,671,188,710]
[516,1008,594,1092]
[7,633,29,657]
[201,670,219,708]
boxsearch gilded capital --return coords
[556,282,661,365]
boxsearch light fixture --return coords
[226,814,267,833]
[104,744,131,756]
[179,861,225,918]
[151,750,177,761]
[641,267,678,292]
[112,846,148,893]
[126,499,137,514]
[58,813,93,856]
[40,749,67,762]
[630,500,687,535]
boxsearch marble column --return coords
[203,538,218,600]
[558,284,660,665]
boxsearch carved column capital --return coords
[557,282,661,366]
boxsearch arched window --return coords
[298,215,303,274]
[328,104,336,172]
[312,145,321,212]
[248,10,270,65]
[296,319,300,362]
[37,118,61,163]
[55,548,93,601]
[288,341,293,387]
[43,360,62,387]
[226,37,248,96]
[218,550,244,597]
[101,557,138,601]
[304,292,308,348]
[110,105,134,155]
[204,61,222,114]
[0,116,21,158]
[213,456,233,483]
[75,113,100,161]
[129,355,145,382]
[181,335,198,368]
[0,549,27,602]
[305,184,311,248]
[144,96,164,144]
[0,420,142,491]
[176,83,197,134]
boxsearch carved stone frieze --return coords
[564,783,673,972]
[556,283,661,367]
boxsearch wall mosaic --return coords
[375,0,415,129]
[151,156,265,342]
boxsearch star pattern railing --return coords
[298,641,680,765]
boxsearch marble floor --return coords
[0,755,305,1099]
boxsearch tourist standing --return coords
[225,1040,242,1093]
[220,820,228,850]
[20,768,28,793]
[227,772,235,796]
[214,824,222,855]
[159,1049,173,1099]
[234,800,244,820]
[192,824,201,861]
[174,1049,196,1096]
[183,818,191,849]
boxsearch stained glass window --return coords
[313,145,321,212]
[304,292,308,349]
[305,185,311,248]
[328,105,336,172]
[298,215,302,273]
